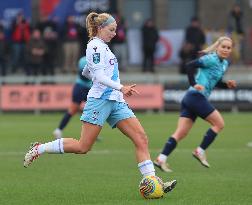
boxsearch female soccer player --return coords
[24,12,176,193]
[53,56,92,139]
[154,36,237,172]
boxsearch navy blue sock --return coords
[161,137,177,156]
[200,128,217,150]
[59,112,72,130]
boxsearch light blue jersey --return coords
[189,52,229,98]
[76,56,92,88]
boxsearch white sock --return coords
[138,160,155,177]
[157,154,167,163]
[37,138,64,154]
[197,146,205,155]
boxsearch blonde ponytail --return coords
[86,12,113,38]
[86,12,99,38]
[201,36,232,54]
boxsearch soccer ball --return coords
[139,175,164,199]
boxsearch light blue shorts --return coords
[80,97,135,128]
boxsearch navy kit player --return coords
[24,12,176,193]
[53,56,92,139]
[154,36,237,172]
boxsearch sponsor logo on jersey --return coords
[109,58,118,65]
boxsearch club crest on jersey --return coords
[93,53,100,64]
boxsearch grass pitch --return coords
[0,112,251,205]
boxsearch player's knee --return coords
[218,121,225,131]
[213,121,225,132]
[77,144,91,154]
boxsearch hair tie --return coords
[92,16,97,21]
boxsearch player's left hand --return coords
[227,80,237,89]
[121,84,140,97]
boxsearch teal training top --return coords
[189,52,229,98]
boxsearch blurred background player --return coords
[0,21,8,77]
[227,3,244,64]
[141,18,159,73]
[10,13,30,74]
[111,12,128,72]
[24,28,46,76]
[62,15,82,73]
[154,36,237,172]
[179,16,206,74]
[53,56,92,139]
[24,11,177,193]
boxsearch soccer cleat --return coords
[154,159,173,172]
[24,142,41,168]
[53,128,63,139]
[192,149,210,168]
[163,179,177,193]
